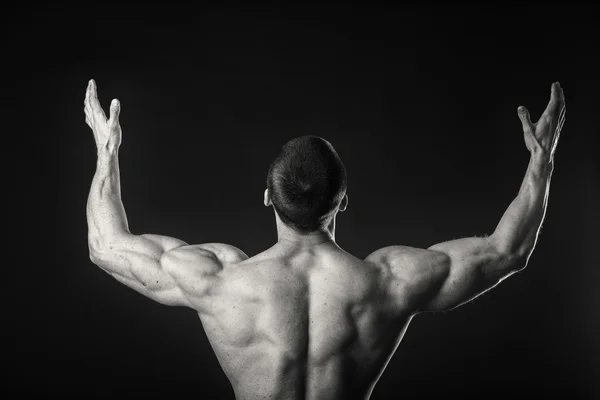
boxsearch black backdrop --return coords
[7,4,599,399]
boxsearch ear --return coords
[264,188,272,207]
[338,194,348,212]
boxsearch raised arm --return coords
[369,83,566,313]
[84,79,246,308]
[418,82,566,312]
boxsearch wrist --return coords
[530,152,554,177]
[97,141,119,156]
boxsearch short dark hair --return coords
[267,136,347,233]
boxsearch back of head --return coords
[267,136,347,233]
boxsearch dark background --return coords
[6,3,599,399]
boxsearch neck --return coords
[274,214,337,248]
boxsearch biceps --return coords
[91,233,185,272]
[424,262,491,311]
[90,233,190,305]
[423,237,518,311]
[111,272,190,306]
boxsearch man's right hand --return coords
[84,79,122,152]
[518,82,566,162]
[375,83,566,313]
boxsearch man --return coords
[85,79,565,400]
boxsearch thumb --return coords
[517,106,534,136]
[109,98,121,124]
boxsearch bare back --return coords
[166,243,442,400]
[86,79,562,400]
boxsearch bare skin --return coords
[85,80,565,399]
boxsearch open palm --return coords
[518,82,566,161]
[84,79,122,151]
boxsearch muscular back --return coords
[86,79,562,400]
[160,242,449,400]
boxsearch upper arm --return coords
[367,236,525,314]
[366,245,450,312]
[89,233,248,309]
[422,235,525,312]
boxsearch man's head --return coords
[265,136,348,233]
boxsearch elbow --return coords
[485,252,528,282]
[506,246,533,272]
[507,253,529,273]
[88,240,103,265]
[507,243,535,272]
[491,237,531,273]
[88,235,110,264]
[88,233,130,264]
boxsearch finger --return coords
[552,116,565,156]
[542,82,561,118]
[109,99,120,125]
[84,105,91,122]
[89,79,107,121]
[556,102,566,135]
[518,106,535,136]
[558,114,565,132]
[554,108,565,142]
[84,81,92,117]
[556,81,565,104]
[558,103,566,123]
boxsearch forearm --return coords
[87,145,130,252]
[492,153,554,259]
